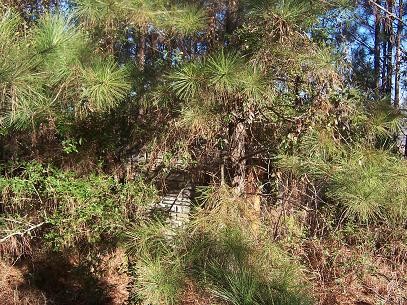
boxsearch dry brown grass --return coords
[0,248,131,305]
[302,240,407,305]
[96,248,130,305]
[0,260,47,305]
[180,279,225,305]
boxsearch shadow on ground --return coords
[17,252,113,305]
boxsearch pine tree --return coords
[0,1,406,304]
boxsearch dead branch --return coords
[0,222,46,243]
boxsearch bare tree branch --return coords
[0,222,45,243]
[366,0,407,26]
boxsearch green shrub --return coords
[0,161,158,250]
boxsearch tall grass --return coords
[133,255,185,305]
[125,186,312,305]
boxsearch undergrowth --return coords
[124,187,313,305]
[0,161,158,253]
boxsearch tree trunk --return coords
[381,27,388,92]
[385,0,395,96]
[374,0,382,94]
[225,0,238,35]
[405,134,407,158]
[231,122,247,195]
[138,28,146,70]
[245,168,261,235]
[394,0,403,107]
[207,3,218,51]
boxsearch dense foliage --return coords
[0,0,406,304]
